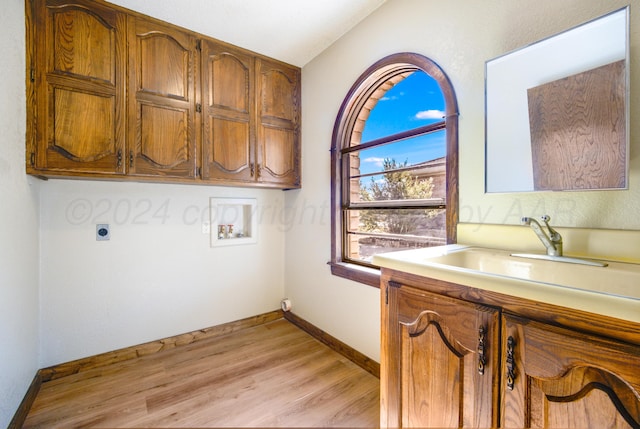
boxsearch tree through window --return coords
[330,53,459,286]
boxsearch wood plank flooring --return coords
[23,319,380,428]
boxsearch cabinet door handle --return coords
[250,163,255,177]
[256,163,262,178]
[117,150,122,167]
[129,151,134,168]
[506,335,516,390]
[477,326,486,375]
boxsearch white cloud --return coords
[380,91,404,102]
[363,157,385,167]
[415,109,445,120]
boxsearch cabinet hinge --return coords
[196,40,202,51]
[197,166,202,177]
[30,152,35,166]
[385,287,389,305]
[30,69,35,82]
[196,103,202,113]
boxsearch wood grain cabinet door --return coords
[382,282,500,428]
[201,41,255,183]
[502,315,640,428]
[127,17,197,179]
[255,58,301,188]
[33,0,126,174]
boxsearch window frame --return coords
[330,53,459,287]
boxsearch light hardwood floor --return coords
[23,319,380,428]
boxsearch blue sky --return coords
[358,71,446,176]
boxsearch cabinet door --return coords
[382,281,500,428]
[502,315,640,428]
[127,17,197,178]
[201,41,255,183]
[255,58,301,188]
[33,0,126,174]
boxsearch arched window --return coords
[330,53,459,287]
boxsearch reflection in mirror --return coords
[485,7,629,193]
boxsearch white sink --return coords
[373,244,640,300]
[373,244,640,322]
[423,247,639,299]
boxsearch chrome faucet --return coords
[522,215,563,256]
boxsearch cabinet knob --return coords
[506,335,516,390]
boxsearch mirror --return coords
[485,7,629,193]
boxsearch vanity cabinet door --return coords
[32,0,126,174]
[502,315,640,428]
[127,16,198,179]
[382,280,500,428]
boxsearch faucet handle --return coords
[541,215,562,243]
[522,214,562,256]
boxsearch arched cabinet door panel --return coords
[127,16,197,179]
[33,0,126,174]
[201,41,254,183]
[255,58,300,188]
[382,279,500,428]
[502,315,640,429]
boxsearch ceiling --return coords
[109,0,388,67]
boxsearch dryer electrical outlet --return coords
[96,224,110,241]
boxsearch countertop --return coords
[373,244,640,324]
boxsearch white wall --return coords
[0,0,41,426]
[286,0,639,363]
[39,181,286,366]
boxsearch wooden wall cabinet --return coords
[127,16,198,179]
[255,58,301,187]
[200,44,301,187]
[381,270,640,428]
[31,0,127,175]
[27,0,301,189]
[201,41,255,184]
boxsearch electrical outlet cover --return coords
[96,224,110,241]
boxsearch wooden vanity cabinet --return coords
[30,0,127,175]
[381,280,501,428]
[502,314,640,429]
[26,0,301,189]
[127,16,198,179]
[381,269,640,429]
